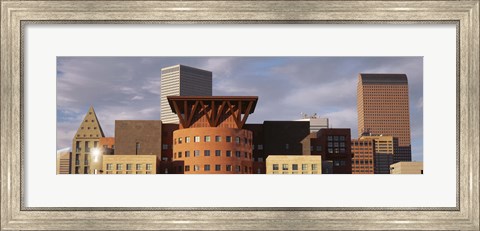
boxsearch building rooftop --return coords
[359,73,408,84]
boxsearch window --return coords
[215,150,221,156]
[116,164,123,170]
[226,150,232,157]
[258,144,263,150]
[204,165,210,171]
[244,138,248,145]
[85,141,90,152]
[185,137,190,143]
[126,164,132,170]
[179,151,183,158]
[327,136,333,141]
[273,164,279,170]
[340,148,346,153]
[285,144,289,150]
[215,165,221,171]
[194,150,200,157]
[226,136,232,142]
[194,165,200,171]
[258,157,263,162]
[162,157,168,161]
[204,150,211,156]
[215,136,221,142]
[94,141,98,148]
[334,161,340,166]
[235,136,240,144]
[194,136,200,142]
[334,136,339,141]
[235,166,240,172]
[244,152,248,158]
[84,154,89,165]
[328,142,333,148]
[136,164,142,170]
[75,141,81,152]
[302,164,308,170]
[185,151,190,157]
[106,164,113,170]
[292,164,298,171]
[146,164,152,170]
[178,137,182,144]
[162,144,168,150]
[185,165,190,171]
[282,164,288,170]
[135,142,140,155]
[226,165,232,171]
[235,151,241,157]
[339,136,345,141]
[312,164,318,170]
[204,136,211,142]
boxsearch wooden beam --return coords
[186,100,199,128]
[239,100,254,128]
[226,101,241,128]
[199,100,214,127]
[171,100,186,128]
[214,101,226,126]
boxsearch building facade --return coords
[357,73,412,162]
[56,149,71,174]
[160,64,213,124]
[390,161,423,174]
[266,155,322,174]
[70,106,105,174]
[351,138,374,174]
[103,155,157,174]
[168,96,257,174]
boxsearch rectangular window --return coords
[215,150,221,156]
[244,138,248,145]
[285,143,289,150]
[162,144,168,150]
[204,165,210,171]
[215,136,221,142]
[258,144,263,150]
[204,150,211,156]
[316,146,322,151]
[179,151,183,158]
[194,136,200,142]
[194,150,200,157]
[84,154,89,165]
[146,164,152,170]
[226,150,232,157]
[194,165,200,171]
[327,136,333,141]
[135,142,140,154]
[235,165,240,172]
[94,141,98,148]
[178,137,182,144]
[215,165,221,171]
[282,164,288,170]
[226,165,232,171]
[204,136,211,142]
[226,136,232,142]
[235,136,240,144]
[126,164,132,170]
[334,136,339,141]
[292,164,298,170]
[244,152,248,158]
[302,164,308,170]
[136,164,142,170]
[106,164,113,170]
[85,141,90,152]
[328,142,333,147]
[75,141,81,152]
[339,142,345,147]
[185,136,190,143]
[312,164,318,170]
[185,165,190,171]
[340,148,346,153]
[235,151,241,157]
[184,151,189,157]
[258,157,263,162]
[273,164,279,170]
[339,136,345,141]
[116,164,122,170]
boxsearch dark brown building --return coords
[357,73,412,162]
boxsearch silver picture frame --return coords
[1,1,479,230]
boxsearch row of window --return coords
[272,163,318,171]
[182,164,251,173]
[327,136,346,141]
[174,150,252,159]
[75,141,99,152]
[106,163,153,171]
[353,160,374,164]
[105,171,153,174]
[175,135,252,146]
[270,171,319,174]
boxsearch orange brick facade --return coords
[351,139,374,174]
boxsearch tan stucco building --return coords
[103,155,157,174]
[266,155,322,174]
[390,161,423,174]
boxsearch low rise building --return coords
[266,155,322,174]
[390,161,423,174]
[103,155,157,174]
[351,138,374,174]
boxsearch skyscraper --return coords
[160,64,212,124]
[357,73,412,162]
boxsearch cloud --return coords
[56,57,423,161]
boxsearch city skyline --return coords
[57,57,423,161]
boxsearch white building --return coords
[160,64,212,123]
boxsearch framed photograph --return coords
[1,0,478,230]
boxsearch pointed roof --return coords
[73,106,105,139]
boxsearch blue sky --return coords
[57,57,423,161]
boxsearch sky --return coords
[57,57,423,161]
